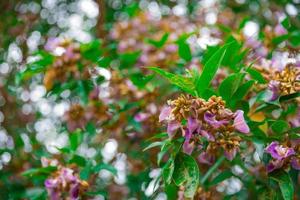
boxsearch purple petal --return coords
[266,159,284,173]
[48,189,60,200]
[183,129,194,155]
[200,130,215,141]
[167,121,181,138]
[45,179,58,189]
[198,152,215,165]
[274,24,287,36]
[134,112,149,122]
[224,148,238,161]
[291,157,300,170]
[268,80,280,101]
[204,112,229,128]
[159,106,172,122]
[165,44,178,53]
[187,117,198,133]
[265,142,295,160]
[233,110,250,134]
[70,183,80,200]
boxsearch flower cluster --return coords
[64,88,109,131]
[110,12,197,68]
[43,38,90,90]
[45,166,89,200]
[265,140,300,172]
[268,63,300,101]
[159,95,250,162]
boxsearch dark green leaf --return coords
[270,120,289,135]
[218,73,243,101]
[145,33,169,48]
[209,170,234,187]
[69,155,86,167]
[269,170,294,200]
[232,80,255,101]
[22,166,57,177]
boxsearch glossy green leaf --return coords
[195,44,228,96]
[173,153,199,198]
[247,68,267,84]
[148,67,195,95]
[162,159,174,184]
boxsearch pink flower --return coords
[204,112,229,128]
[233,110,250,134]
[265,142,295,160]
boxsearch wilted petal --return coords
[167,121,181,138]
[204,112,229,128]
[291,157,300,170]
[159,106,172,122]
[198,152,215,165]
[233,110,250,134]
[224,148,238,161]
[183,129,194,155]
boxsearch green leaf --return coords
[247,68,267,84]
[209,170,234,187]
[93,163,117,175]
[218,73,243,101]
[279,92,300,102]
[129,73,154,89]
[145,33,169,48]
[143,141,163,151]
[162,159,174,184]
[270,120,289,135]
[69,155,86,167]
[232,80,255,101]
[22,166,57,177]
[70,129,83,151]
[270,170,294,200]
[119,51,141,68]
[195,43,228,96]
[16,52,54,84]
[148,67,195,95]
[201,155,225,184]
[172,153,199,198]
[80,39,103,62]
